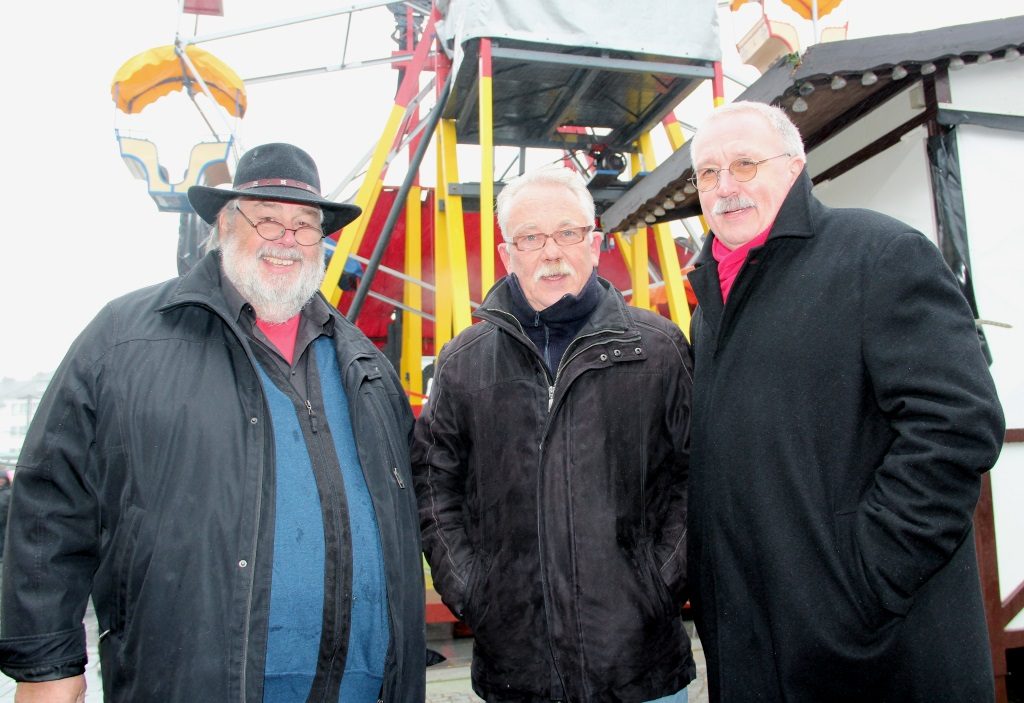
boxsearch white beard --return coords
[220,229,326,323]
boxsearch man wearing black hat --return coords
[0,143,426,702]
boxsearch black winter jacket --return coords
[413,276,695,702]
[0,252,426,702]
[687,171,1005,702]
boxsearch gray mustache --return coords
[713,196,756,216]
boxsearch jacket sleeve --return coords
[650,322,694,601]
[856,231,1004,616]
[0,308,112,681]
[410,346,476,619]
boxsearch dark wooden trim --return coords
[811,111,931,185]
[1002,581,1024,629]
[937,109,1024,133]
[1005,428,1024,443]
[975,471,1024,703]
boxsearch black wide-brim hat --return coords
[187,142,361,235]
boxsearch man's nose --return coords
[540,235,562,256]
[716,168,740,194]
[277,227,301,246]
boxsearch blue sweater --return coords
[258,336,389,701]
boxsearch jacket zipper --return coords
[485,309,638,416]
[483,303,640,698]
[361,372,406,701]
[305,399,318,433]
[547,329,641,416]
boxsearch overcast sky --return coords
[2,0,1022,379]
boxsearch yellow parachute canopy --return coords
[730,0,844,20]
[111,45,246,117]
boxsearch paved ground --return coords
[0,607,708,702]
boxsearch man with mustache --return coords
[412,164,696,701]
[685,102,1004,702]
[0,143,426,702]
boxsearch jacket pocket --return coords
[461,551,493,631]
[833,510,902,637]
[642,540,676,620]
[365,389,413,492]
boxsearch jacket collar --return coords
[160,251,330,322]
[477,273,637,340]
[159,250,234,317]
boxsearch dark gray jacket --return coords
[413,277,695,702]
[687,171,1004,703]
[0,252,425,702]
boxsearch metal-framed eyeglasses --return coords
[508,225,594,252]
[235,206,326,246]
[689,153,792,192]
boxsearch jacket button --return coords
[634,347,642,355]
[238,560,248,568]
[613,349,622,357]
[250,417,258,424]
[599,353,608,361]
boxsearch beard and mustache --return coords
[220,221,326,323]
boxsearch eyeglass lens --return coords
[254,221,324,246]
[513,227,589,251]
[238,208,324,246]
[691,153,791,192]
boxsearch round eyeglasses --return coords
[689,153,792,192]
[509,225,593,252]
[235,207,325,246]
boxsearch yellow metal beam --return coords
[662,112,687,152]
[479,39,496,293]
[614,232,634,271]
[401,185,424,406]
[434,140,453,350]
[438,119,474,334]
[321,104,402,306]
[321,8,441,307]
[630,227,650,311]
[627,152,650,310]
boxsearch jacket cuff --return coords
[0,627,87,682]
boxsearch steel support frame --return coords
[321,6,440,306]
[638,131,691,333]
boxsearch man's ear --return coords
[589,231,604,263]
[788,156,807,179]
[498,241,513,271]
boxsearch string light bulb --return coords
[798,81,815,96]
[663,198,676,210]
[977,52,993,64]
[861,71,878,86]
[920,61,937,75]
[891,65,908,80]
[1005,48,1021,61]
[830,74,847,90]
[949,56,965,70]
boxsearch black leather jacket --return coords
[0,253,425,702]
[413,276,695,702]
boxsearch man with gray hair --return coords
[0,143,426,702]
[685,101,1004,702]
[413,163,696,701]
